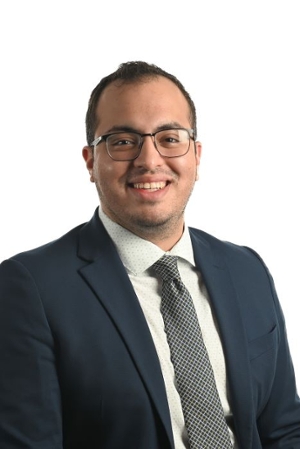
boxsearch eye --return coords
[157,130,181,146]
[165,136,179,143]
[115,139,134,146]
[109,133,139,147]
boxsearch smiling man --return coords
[0,62,300,449]
[83,75,201,250]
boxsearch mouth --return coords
[129,181,169,192]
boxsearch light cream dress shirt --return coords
[98,208,237,448]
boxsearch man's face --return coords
[83,76,201,244]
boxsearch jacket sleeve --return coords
[250,251,300,447]
[0,259,63,448]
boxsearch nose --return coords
[133,135,164,169]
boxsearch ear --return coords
[82,146,95,182]
[195,141,202,180]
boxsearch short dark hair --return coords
[85,61,197,146]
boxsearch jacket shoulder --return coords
[188,226,272,282]
[189,226,255,258]
[9,223,85,262]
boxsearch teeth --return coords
[133,182,167,190]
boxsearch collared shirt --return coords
[98,208,237,448]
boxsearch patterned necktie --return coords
[152,254,232,449]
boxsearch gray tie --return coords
[152,254,232,449]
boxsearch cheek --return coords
[94,158,129,186]
[171,157,198,179]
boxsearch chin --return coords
[132,211,182,230]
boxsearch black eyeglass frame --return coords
[90,127,195,161]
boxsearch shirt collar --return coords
[98,207,195,275]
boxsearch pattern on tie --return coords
[152,254,232,449]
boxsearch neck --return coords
[102,207,185,251]
[129,223,185,251]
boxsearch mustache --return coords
[126,167,178,181]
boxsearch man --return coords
[0,61,299,448]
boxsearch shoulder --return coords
[188,226,259,260]
[0,208,108,283]
[188,226,272,284]
[8,223,85,261]
[188,227,282,334]
[0,222,88,282]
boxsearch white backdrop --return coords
[1,1,299,388]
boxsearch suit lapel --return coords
[78,210,174,447]
[190,229,254,449]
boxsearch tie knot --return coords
[152,254,180,282]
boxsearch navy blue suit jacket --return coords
[1,209,300,448]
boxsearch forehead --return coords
[95,76,191,131]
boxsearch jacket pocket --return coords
[248,325,278,361]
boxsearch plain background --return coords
[1,1,299,388]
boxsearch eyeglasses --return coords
[91,128,195,161]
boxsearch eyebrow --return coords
[103,122,187,135]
